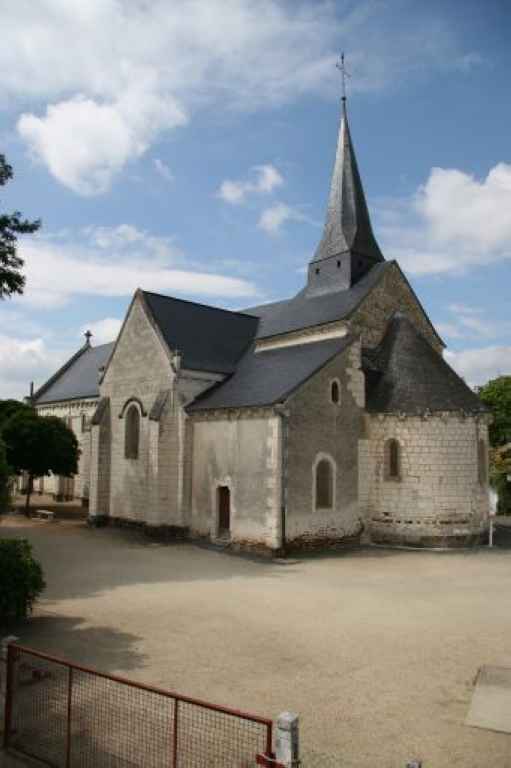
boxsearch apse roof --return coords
[365,314,488,414]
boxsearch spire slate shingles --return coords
[312,102,384,265]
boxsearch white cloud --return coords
[80,318,121,346]
[3,1,481,194]
[18,91,186,195]
[436,322,465,340]
[377,163,511,276]
[258,202,311,235]
[16,226,258,309]
[153,158,174,182]
[217,164,283,205]
[435,303,510,342]
[445,346,511,387]
[0,333,67,399]
[417,164,511,252]
[90,224,143,249]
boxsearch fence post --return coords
[65,667,73,768]
[172,698,179,768]
[2,638,19,748]
[275,712,299,768]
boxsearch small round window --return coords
[331,380,340,405]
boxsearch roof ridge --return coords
[141,289,259,320]
[90,341,116,352]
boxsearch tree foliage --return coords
[478,376,511,513]
[478,376,511,447]
[1,154,41,299]
[1,408,79,514]
[0,538,45,623]
[0,438,10,514]
[0,398,34,430]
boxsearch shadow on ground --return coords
[0,517,301,603]
[1,614,145,674]
[2,515,510,607]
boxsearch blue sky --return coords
[1,0,510,397]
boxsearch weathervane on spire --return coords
[336,52,350,103]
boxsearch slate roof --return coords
[188,336,354,412]
[365,314,488,414]
[142,291,258,374]
[34,342,114,405]
[312,101,384,265]
[246,261,391,339]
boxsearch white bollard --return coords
[275,711,299,767]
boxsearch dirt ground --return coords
[2,514,511,767]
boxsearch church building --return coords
[33,99,491,551]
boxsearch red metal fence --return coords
[3,643,279,767]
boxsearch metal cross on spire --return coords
[336,52,350,103]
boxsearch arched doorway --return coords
[217,486,231,538]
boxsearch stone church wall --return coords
[359,413,490,547]
[190,411,282,550]
[89,401,111,517]
[35,399,97,501]
[284,340,365,548]
[99,297,179,526]
[350,262,444,353]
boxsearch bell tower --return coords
[307,55,384,297]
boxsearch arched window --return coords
[315,458,334,509]
[330,379,340,405]
[385,438,401,480]
[478,439,487,486]
[125,405,140,460]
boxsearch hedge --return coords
[0,538,46,622]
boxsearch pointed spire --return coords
[312,99,383,266]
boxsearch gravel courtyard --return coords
[2,516,511,767]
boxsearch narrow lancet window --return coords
[315,459,334,509]
[385,439,401,480]
[125,405,140,460]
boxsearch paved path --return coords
[2,516,511,767]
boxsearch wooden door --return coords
[218,486,231,536]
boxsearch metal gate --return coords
[3,643,280,767]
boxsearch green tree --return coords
[0,438,10,514]
[2,412,79,515]
[478,376,511,447]
[478,376,511,514]
[0,400,32,514]
[0,398,33,430]
[1,154,41,298]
